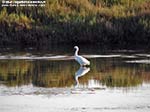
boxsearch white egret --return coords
[74,46,90,66]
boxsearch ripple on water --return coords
[0,54,140,60]
[0,55,72,60]
[135,54,150,57]
[125,60,150,64]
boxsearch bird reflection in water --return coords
[75,67,90,88]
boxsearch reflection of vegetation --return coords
[0,60,32,86]
[0,58,150,88]
[77,59,146,87]
[32,60,77,87]
[100,67,143,87]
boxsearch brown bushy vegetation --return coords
[0,0,150,48]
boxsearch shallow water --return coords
[0,47,150,112]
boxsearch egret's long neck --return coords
[75,48,79,56]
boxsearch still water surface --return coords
[0,46,150,112]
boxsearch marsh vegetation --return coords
[0,0,150,48]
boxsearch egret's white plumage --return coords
[74,46,90,66]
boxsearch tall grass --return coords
[0,0,150,48]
